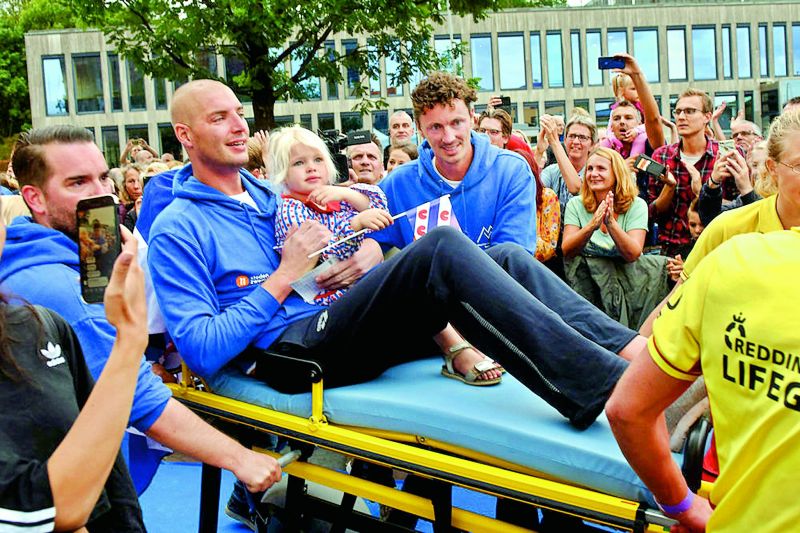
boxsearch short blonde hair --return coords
[611,73,633,100]
[269,125,337,185]
[761,110,800,197]
[580,146,638,214]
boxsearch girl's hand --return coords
[351,209,394,232]
[308,185,350,206]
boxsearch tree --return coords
[71,0,554,130]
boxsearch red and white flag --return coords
[404,195,461,240]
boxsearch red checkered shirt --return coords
[647,136,737,249]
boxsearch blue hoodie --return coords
[374,132,537,253]
[147,165,320,378]
[0,218,171,431]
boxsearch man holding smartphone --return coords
[0,125,282,496]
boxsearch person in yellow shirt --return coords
[607,227,800,532]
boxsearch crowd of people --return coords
[0,47,798,533]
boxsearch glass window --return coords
[607,29,627,55]
[759,24,769,77]
[343,40,360,98]
[586,30,602,86]
[498,33,526,90]
[570,31,582,87]
[522,101,539,127]
[794,24,800,76]
[367,42,381,97]
[744,90,754,122]
[773,24,787,77]
[737,25,752,79]
[325,42,339,100]
[594,98,615,127]
[545,31,564,89]
[300,114,312,130]
[158,123,181,160]
[385,42,403,97]
[544,100,565,118]
[43,56,68,116]
[126,60,146,111]
[224,52,251,103]
[372,110,388,136]
[669,94,679,117]
[318,113,335,131]
[573,99,590,116]
[633,28,659,82]
[125,124,149,145]
[197,49,218,76]
[692,27,717,81]
[154,79,167,109]
[470,34,494,91]
[85,127,95,141]
[713,93,738,132]
[721,25,732,79]
[340,112,363,133]
[275,115,294,127]
[474,104,488,116]
[107,53,122,112]
[73,54,104,114]
[101,127,119,166]
[292,47,322,100]
[667,28,687,81]
[435,35,463,74]
[530,32,543,88]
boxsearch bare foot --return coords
[452,346,503,381]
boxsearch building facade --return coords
[25,1,800,164]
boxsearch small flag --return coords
[402,195,461,240]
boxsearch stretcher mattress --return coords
[207,357,670,506]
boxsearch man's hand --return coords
[711,101,727,122]
[726,150,752,195]
[625,156,637,174]
[276,221,332,282]
[104,228,147,354]
[253,130,270,166]
[685,162,702,197]
[351,209,393,232]
[612,52,643,77]
[233,449,282,493]
[316,238,383,290]
[709,153,731,189]
[488,96,503,108]
[666,254,684,283]
[669,494,713,533]
[660,170,678,188]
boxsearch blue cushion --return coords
[208,357,668,505]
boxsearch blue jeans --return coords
[257,227,631,429]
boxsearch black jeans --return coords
[258,227,632,429]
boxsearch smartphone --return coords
[77,194,121,304]
[718,139,736,154]
[498,95,513,114]
[634,154,666,178]
[598,56,625,70]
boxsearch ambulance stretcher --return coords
[168,353,711,532]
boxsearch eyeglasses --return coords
[672,107,702,118]
[478,127,503,136]
[778,160,800,175]
[732,131,758,139]
[566,133,592,142]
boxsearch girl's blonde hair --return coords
[269,125,337,185]
[611,73,633,101]
[580,146,638,214]
[760,109,800,197]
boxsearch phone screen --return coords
[598,56,625,70]
[77,195,121,304]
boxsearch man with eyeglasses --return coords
[648,88,737,258]
[730,121,763,156]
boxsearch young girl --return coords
[606,74,648,157]
[270,126,502,385]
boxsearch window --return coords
[594,98,615,127]
[318,113,335,131]
[275,116,294,127]
[667,28,687,81]
[292,47,322,100]
[126,60,146,111]
[300,114,312,130]
[544,100,565,119]
[107,53,122,111]
[744,91,754,122]
[158,123,181,160]
[372,110,388,136]
[606,29,627,55]
[669,94,679,117]
[197,50,218,76]
[73,54,104,113]
[545,31,564,89]
[101,127,120,166]
[367,43,381,98]
[84,127,95,140]
[759,24,769,77]
[474,104,488,115]
[522,101,539,127]
[692,27,717,81]
[713,92,738,132]
[343,40,360,98]
[633,28,659,82]
[530,32,543,88]
[43,56,68,116]
[435,35,463,74]
[384,41,403,97]
[154,79,167,109]
[570,31,582,87]
[737,25,752,79]
[503,103,519,123]
[586,30,602,86]
[773,24,787,77]
[470,34,494,91]
[340,112,363,133]
[573,99,590,116]
[325,42,339,100]
[125,124,149,145]
[224,52,251,103]
[721,25,732,79]
[794,24,800,76]
[498,33,526,90]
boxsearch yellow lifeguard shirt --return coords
[649,227,800,532]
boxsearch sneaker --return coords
[224,481,255,531]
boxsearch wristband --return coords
[656,490,694,515]
[709,175,721,186]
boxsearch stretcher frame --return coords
[168,354,710,533]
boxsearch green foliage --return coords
[69,0,545,129]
